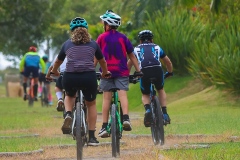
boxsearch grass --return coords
[0,76,240,159]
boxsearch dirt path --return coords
[0,113,239,160]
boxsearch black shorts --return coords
[55,75,63,90]
[62,71,97,101]
[140,66,164,94]
[39,73,50,84]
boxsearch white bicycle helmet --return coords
[100,10,121,27]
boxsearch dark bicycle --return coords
[27,74,35,107]
[148,77,165,145]
[40,82,49,107]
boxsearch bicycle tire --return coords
[28,96,34,107]
[150,101,159,145]
[154,96,165,145]
[76,101,83,160]
[43,86,49,107]
[111,104,120,157]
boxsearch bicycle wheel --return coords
[111,104,120,157]
[154,96,165,145]
[28,86,34,107]
[150,101,159,145]
[76,102,83,160]
[42,86,49,107]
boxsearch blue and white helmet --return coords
[70,17,88,31]
[100,10,121,27]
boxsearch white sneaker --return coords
[98,127,109,138]
[56,98,64,111]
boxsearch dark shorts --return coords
[39,73,50,84]
[62,71,97,101]
[56,75,63,90]
[140,66,164,94]
[23,66,39,78]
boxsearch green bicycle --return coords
[105,74,140,157]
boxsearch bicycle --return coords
[63,72,102,160]
[148,77,165,145]
[28,75,35,107]
[103,74,140,158]
[130,76,166,145]
[40,82,49,107]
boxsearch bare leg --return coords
[64,96,75,112]
[102,91,112,123]
[118,90,129,115]
[85,100,97,130]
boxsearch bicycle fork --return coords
[72,106,87,139]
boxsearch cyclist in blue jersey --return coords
[128,30,173,126]
[50,17,111,146]
[19,46,46,101]
[39,55,53,105]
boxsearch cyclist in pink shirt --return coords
[96,10,143,138]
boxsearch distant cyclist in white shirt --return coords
[46,54,67,111]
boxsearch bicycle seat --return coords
[109,88,120,92]
[149,77,157,83]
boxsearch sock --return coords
[89,130,95,138]
[162,106,167,114]
[123,114,129,120]
[102,123,108,129]
[144,104,151,111]
[38,86,42,93]
[66,111,72,116]
[56,91,63,100]
[23,83,27,94]
[33,84,38,97]
[48,93,52,102]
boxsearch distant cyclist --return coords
[46,54,67,111]
[19,46,46,101]
[50,17,111,146]
[96,10,143,138]
[128,30,173,126]
[39,54,53,105]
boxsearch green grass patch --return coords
[162,142,240,160]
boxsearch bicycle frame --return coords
[28,77,35,106]
[106,91,123,135]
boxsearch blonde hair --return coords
[70,27,91,44]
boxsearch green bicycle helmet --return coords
[100,10,121,27]
[42,54,49,61]
[70,17,88,31]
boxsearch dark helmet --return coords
[29,46,37,52]
[70,17,88,31]
[138,30,154,41]
[42,54,48,61]
[100,10,121,27]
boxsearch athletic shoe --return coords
[88,137,99,146]
[34,97,38,101]
[61,114,72,134]
[23,94,27,101]
[98,127,109,138]
[123,119,132,131]
[163,114,171,125]
[144,109,152,127]
[56,98,64,111]
[48,101,53,106]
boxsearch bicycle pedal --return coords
[62,129,71,134]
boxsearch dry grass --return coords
[0,114,236,160]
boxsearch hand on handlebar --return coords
[101,71,111,79]
[133,71,144,77]
[164,72,173,79]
